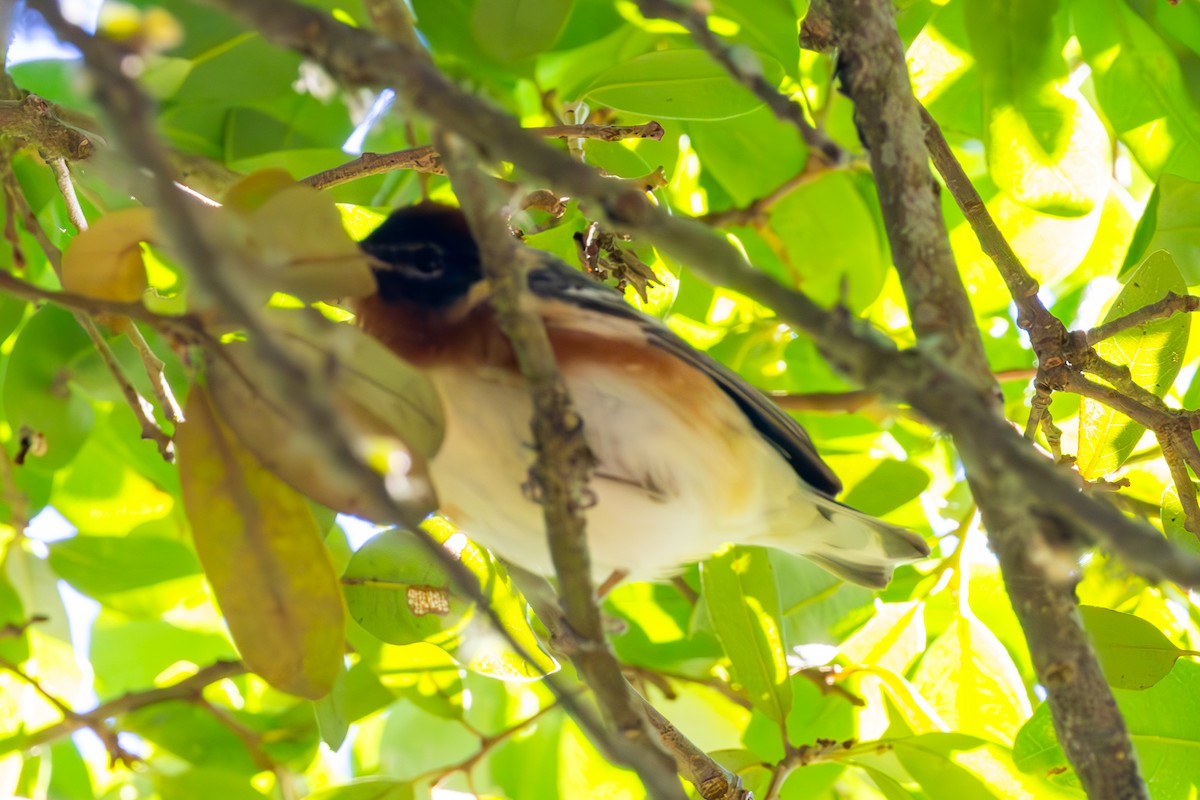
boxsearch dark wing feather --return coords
[526,258,843,497]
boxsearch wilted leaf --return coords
[1077,251,1188,478]
[204,313,443,521]
[702,546,792,726]
[214,168,377,303]
[176,385,345,698]
[1079,606,1197,691]
[61,207,154,303]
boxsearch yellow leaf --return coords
[219,170,377,302]
[61,207,155,303]
[204,312,443,521]
[222,168,296,212]
[176,385,346,699]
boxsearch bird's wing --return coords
[526,258,843,497]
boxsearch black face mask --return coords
[359,203,483,308]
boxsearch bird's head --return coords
[359,203,483,308]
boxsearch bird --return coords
[354,202,930,589]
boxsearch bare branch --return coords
[301,123,665,191]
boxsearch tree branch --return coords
[14,660,247,751]
[26,7,686,794]
[438,131,684,800]
[809,3,1148,797]
[301,122,664,190]
[1087,291,1200,345]
[191,0,1200,592]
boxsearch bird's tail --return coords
[762,497,931,588]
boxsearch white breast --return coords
[427,359,818,582]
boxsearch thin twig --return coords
[1161,436,1200,534]
[700,159,843,228]
[1087,291,1200,345]
[301,122,665,190]
[47,153,176,457]
[15,660,246,750]
[125,325,184,424]
[49,157,87,231]
[78,314,174,459]
[914,60,1151,800]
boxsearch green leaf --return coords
[769,171,890,313]
[858,765,917,800]
[908,1,983,137]
[431,519,559,680]
[702,546,792,726]
[584,49,782,120]
[469,0,573,62]
[177,386,346,699]
[1014,660,1200,795]
[688,106,807,207]
[89,615,238,699]
[1077,251,1189,478]
[1079,605,1195,690]
[0,574,29,664]
[842,460,931,518]
[1161,486,1200,558]
[308,780,414,800]
[375,697,478,780]
[1121,174,1200,283]
[710,0,801,79]
[910,611,1032,743]
[840,601,926,675]
[559,718,644,798]
[49,431,176,536]
[3,306,95,471]
[342,529,469,646]
[965,0,1107,216]
[314,663,350,751]
[1073,0,1200,180]
[48,533,201,604]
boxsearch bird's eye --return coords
[404,243,444,276]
